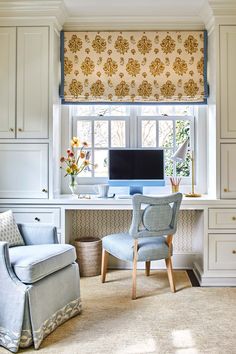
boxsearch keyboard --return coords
[116,195,133,199]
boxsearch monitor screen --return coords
[109,149,164,180]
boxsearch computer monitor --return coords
[109,149,165,194]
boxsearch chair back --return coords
[129,193,182,239]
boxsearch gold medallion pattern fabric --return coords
[61,31,208,103]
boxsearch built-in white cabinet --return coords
[221,144,236,198]
[0,28,16,138]
[0,26,49,139]
[209,233,236,270]
[220,26,236,138]
[0,144,48,198]
[17,27,49,139]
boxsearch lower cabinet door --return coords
[209,233,236,270]
[221,144,236,198]
[0,144,48,198]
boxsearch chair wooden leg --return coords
[165,257,176,293]
[132,239,138,300]
[101,249,109,283]
[145,261,151,276]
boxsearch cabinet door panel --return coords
[0,144,48,198]
[0,28,16,138]
[220,26,236,138]
[17,27,49,138]
[221,144,236,198]
[209,234,236,270]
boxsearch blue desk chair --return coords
[101,193,182,299]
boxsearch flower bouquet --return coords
[60,137,94,196]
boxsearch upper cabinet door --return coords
[0,28,16,139]
[220,26,236,138]
[17,27,49,139]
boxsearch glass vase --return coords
[69,175,78,197]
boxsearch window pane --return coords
[176,152,191,177]
[140,105,193,116]
[142,120,156,147]
[76,121,91,147]
[111,120,126,147]
[94,120,108,147]
[94,150,108,177]
[159,120,173,147]
[77,150,92,177]
[164,149,173,177]
[176,120,190,145]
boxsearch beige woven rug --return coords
[1,270,236,354]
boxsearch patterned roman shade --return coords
[60,31,208,104]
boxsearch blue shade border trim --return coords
[203,30,209,99]
[59,31,65,98]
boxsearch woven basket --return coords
[74,237,102,277]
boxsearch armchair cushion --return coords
[9,244,77,284]
[102,233,170,262]
[0,210,25,247]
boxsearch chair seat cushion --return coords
[9,244,77,284]
[102,233,170,262]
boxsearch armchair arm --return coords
[0,242,27,352]
[17,223,59,245]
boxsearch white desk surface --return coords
[0,194,236,209]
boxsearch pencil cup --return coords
[171,185,179,193]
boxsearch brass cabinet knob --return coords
[224,188,228,192]
[42,188,48,193]
[9,128,14,132]
[232,217,236,221]
[232,250,236,254]
[18,128,23,132]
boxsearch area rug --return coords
[1,270,236,354]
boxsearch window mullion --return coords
[91,120,95,177]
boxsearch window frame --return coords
[71,110,194,185]
[137,115,194,182]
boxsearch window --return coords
[71,105,194,183]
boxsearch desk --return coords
[0,195,236,286]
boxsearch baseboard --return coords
[193,262,236,286]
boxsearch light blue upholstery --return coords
[9,244,76,284]
[102,193,182,298]
[103,233,170,262]
[0,223,81,353]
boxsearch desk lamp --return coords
[172,139,201,198]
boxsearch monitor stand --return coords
[129,185,143,195]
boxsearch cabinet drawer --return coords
[209,234,236,270]
[0,208,60,228]
[209,208,236,229]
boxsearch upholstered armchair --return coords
[101,193,182,300]
[0,223,81,353]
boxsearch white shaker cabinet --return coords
[0,144,48,198]
[220,26,236,138]
[221,144,236,198]
[0,28,16,138]
[17,27,49,139]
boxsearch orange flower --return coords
[80,151,86,159]
[84,160,90,166]
[71,163,78,171]
[60,157,65,163]
[82,141,88,147]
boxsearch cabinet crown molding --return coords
[0,0,67,26]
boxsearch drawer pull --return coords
[224,188,228,192]
[232,250,236,254]
[232,217,236,221]
[18,128,23,132]
[9,128,14,132]
[34,217,40,222]
[42,188,48,193]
